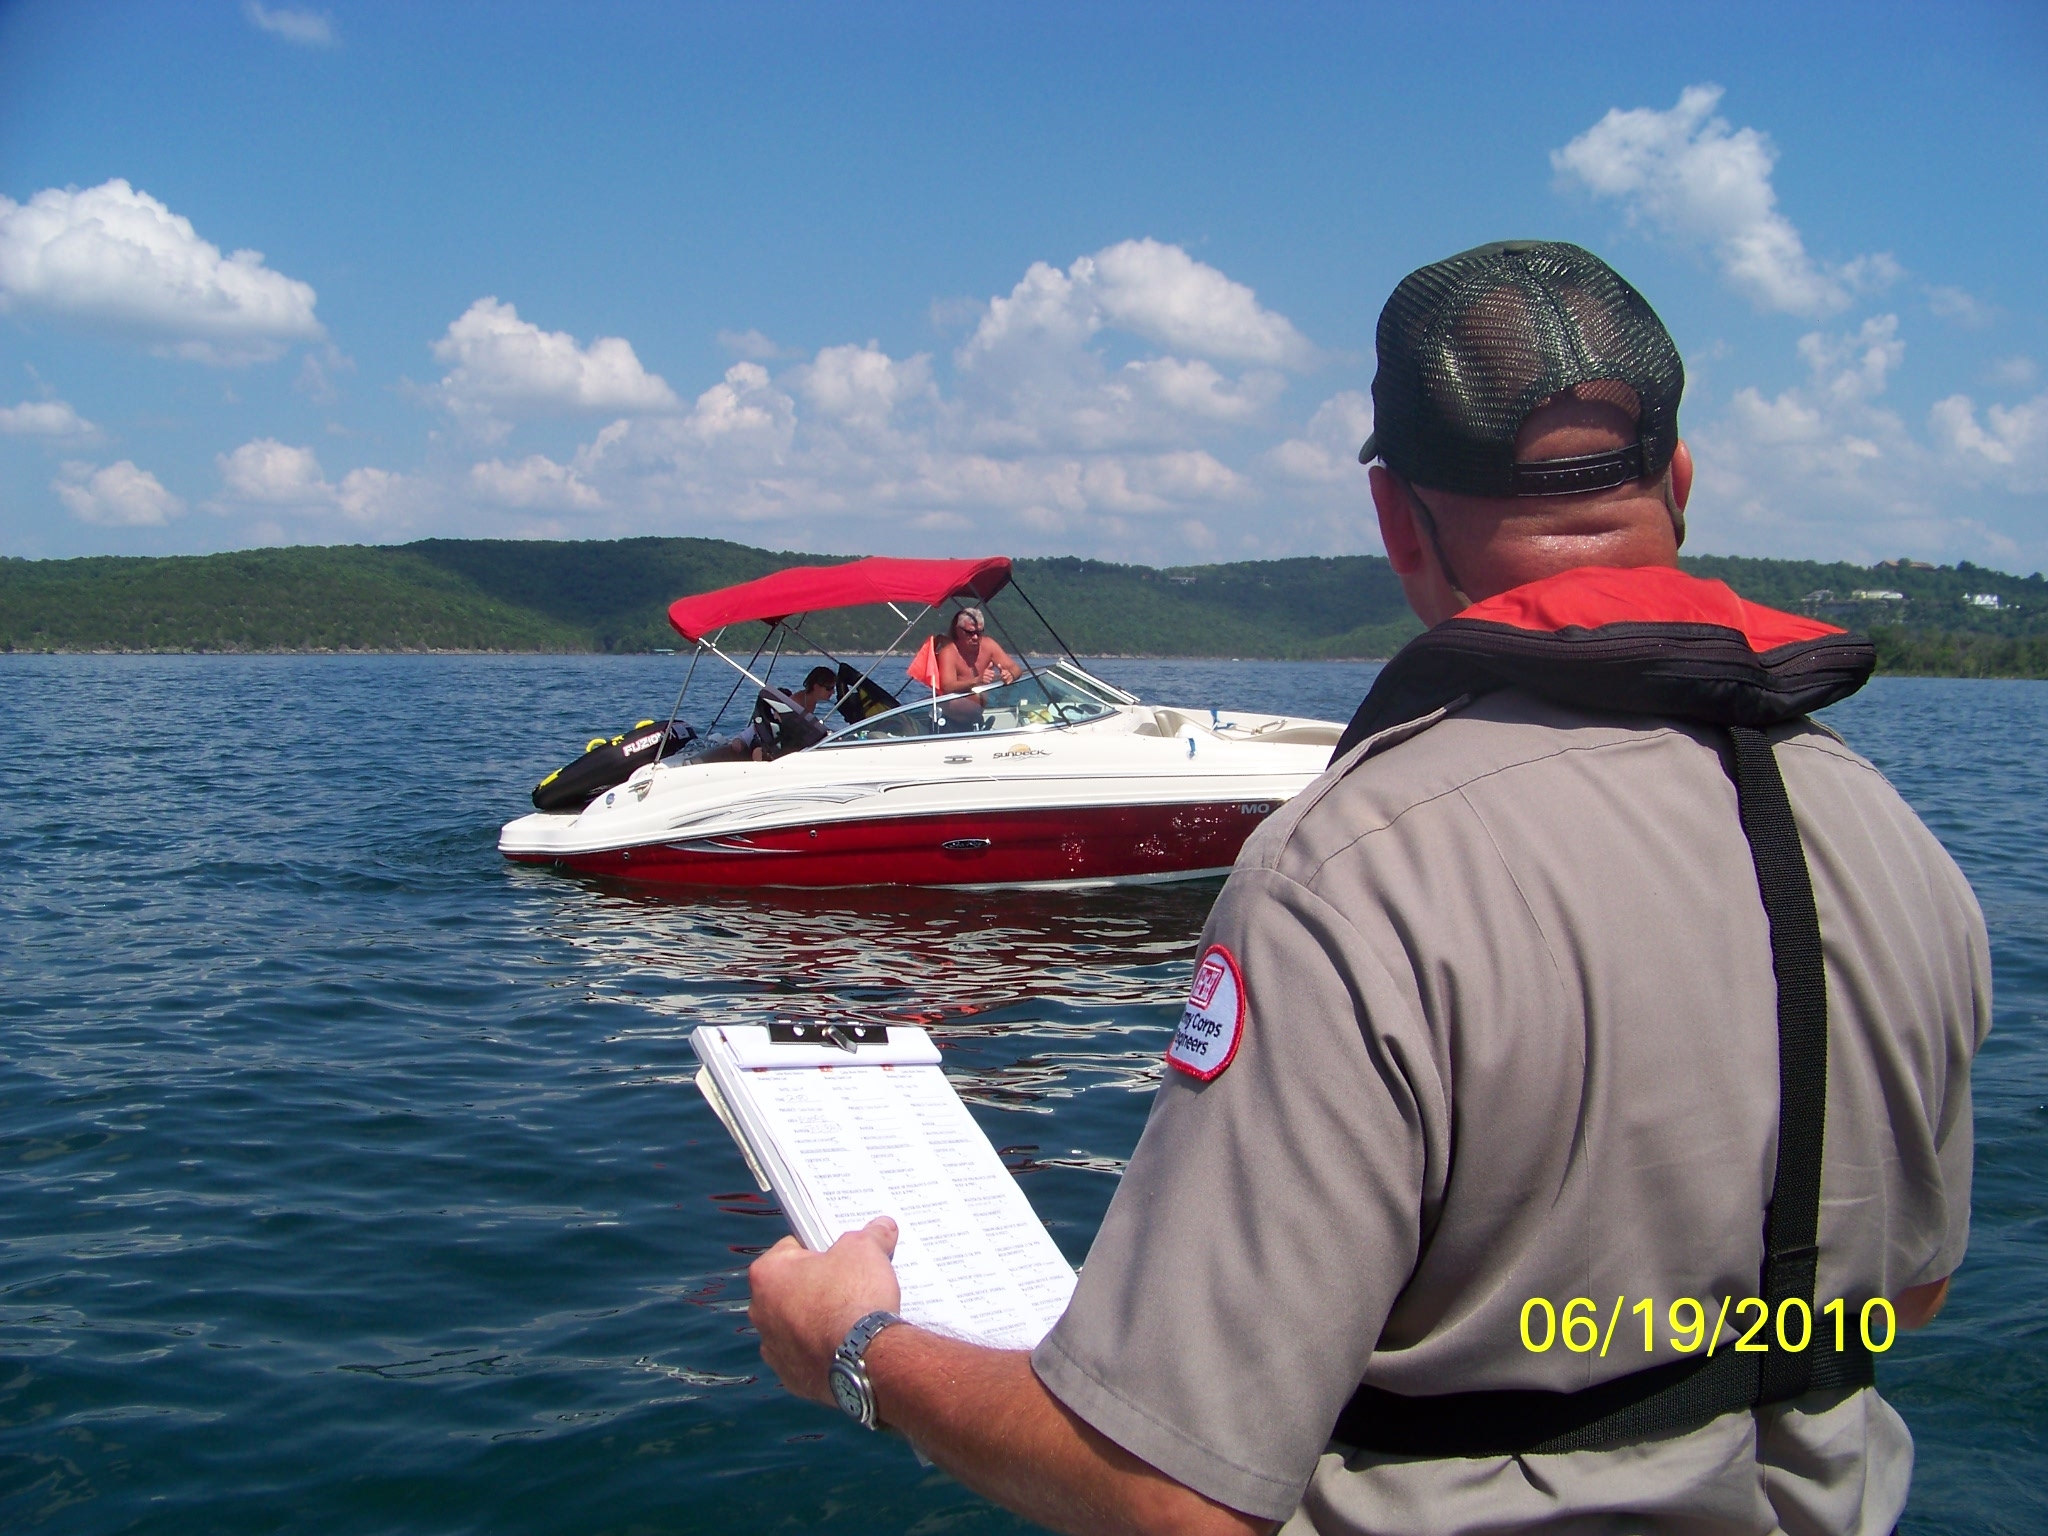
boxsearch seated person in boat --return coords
[698,667,841,763]
[935,608,1022,730]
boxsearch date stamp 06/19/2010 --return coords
[1518,1295,1898,1358]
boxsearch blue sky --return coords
[1,1,2043,571]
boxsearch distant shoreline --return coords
[11,647,2048,679]
[0,646,1399,662]
[8,535,2045,677]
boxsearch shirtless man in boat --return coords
[935,608,1021,729]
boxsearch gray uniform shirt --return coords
[1033,691,1989,1534]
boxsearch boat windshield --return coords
[819,670,1121,745]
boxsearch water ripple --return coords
[0,658,2040,1534]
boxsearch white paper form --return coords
[880,1066,1077,1335]
[740,1063,1074,1349]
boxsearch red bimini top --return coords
[668,555,1013,643]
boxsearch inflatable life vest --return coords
[531,718,696,812]
[1328,566,1881,1458]
[1331,563,1872,759]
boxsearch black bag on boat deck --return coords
[835,664,900,724]
[531,718,695,812]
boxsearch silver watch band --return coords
[840,1309,902,1363]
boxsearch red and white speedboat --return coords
[498,556,1343,890]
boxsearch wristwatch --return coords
[827,1309,903,1429]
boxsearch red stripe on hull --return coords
[504,801,1282,888]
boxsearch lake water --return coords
[2,656,2041,1535]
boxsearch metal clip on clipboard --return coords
[768,1021,888,1051]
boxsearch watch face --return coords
[828,1358,869,1422]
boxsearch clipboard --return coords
[690,1023,1076,1350]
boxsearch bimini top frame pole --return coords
[658,644,703,755]
[781,602,935,700]
[687,599,938,717]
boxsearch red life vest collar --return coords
[1456,565,1844,651]
[1332,564,1874,761]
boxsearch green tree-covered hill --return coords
[0,546,588,653]
[4,537,2045,676]
[1679,554,2048,677]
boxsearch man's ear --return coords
[1665,440,1693,549]
[1370,466,1427,576]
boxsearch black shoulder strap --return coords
[1331,725,1872,1458]
[1728,724,1836,1406]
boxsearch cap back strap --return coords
[1510,443,1645,497]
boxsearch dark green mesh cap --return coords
[1359,241,1684,498]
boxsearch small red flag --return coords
[907,635,939,688]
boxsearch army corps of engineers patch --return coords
[1167,944,1245,1082]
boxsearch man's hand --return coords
[748,1216,902,1404]
[1896,1275,1950,1330]
[745,1218,1273,1535]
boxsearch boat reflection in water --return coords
[529,875,1214,1170]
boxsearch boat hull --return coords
[502,798,1276,889]
[501,694,1343,892]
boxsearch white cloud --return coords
[468,454,602,511]
[432,298,679,423]
[217,438,331,505]
[0,179,323,364]
[1089,239,1315,366]
[530,350,1307,554]
[1988,356,2037,388]
[244,3,335,47]
[1927,285,1996,329]
[0,398,98,440]
[716,328,797,361]
[962,238,1314,369]
[790,342,933,436]
[1930,392,2048,493]
[333,466,427,527]
[1834,254,1905,297]
[1266,391,1373,484]
[1716,319,1909,471]
[354,244,1349,561]
[677,361,798,458]
[1121,357,1284,422]
[1794,314,1904,406]
[295,344,353,403]
[940,242,1317,459]
[1553,85,1895,317]
[1687,316,2030,563]
[54,460,184,526]
[1079,450,1246,512]
[211,438,435,530]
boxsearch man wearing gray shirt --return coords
[745,241,1988,1535]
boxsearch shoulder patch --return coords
[1167,944,1246,1082]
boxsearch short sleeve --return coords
[1925,868,1992,1283]
[1031,867,1444,1521]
